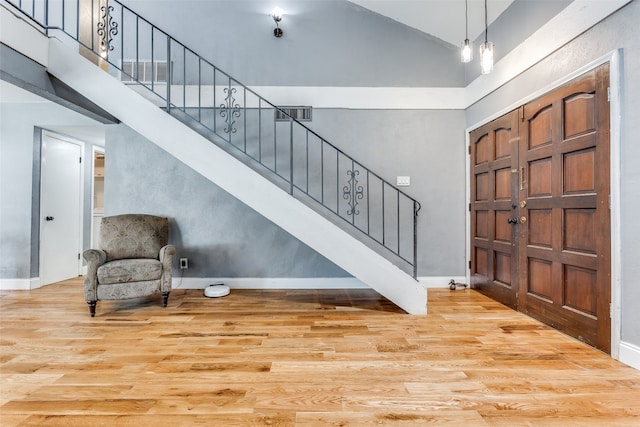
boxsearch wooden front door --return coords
[519,64,611,353]
[470,64,611,353]
[470,109,520,310]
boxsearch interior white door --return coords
[40,132,83,286]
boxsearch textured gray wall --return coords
[309,109,466,276]
[104,123,349,278]
[105,107,466,278]
[120,0,464,87]
[466,0,640,346]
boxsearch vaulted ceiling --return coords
[348,0,516,46]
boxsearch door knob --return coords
[45,216,54,221]
[507,217,518,225]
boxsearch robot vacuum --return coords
[204,283,230,298]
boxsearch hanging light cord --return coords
[484,0,488,43]
[465,0,469,40]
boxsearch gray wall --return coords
[105,123,348,278]
[120,0,464,87]
[0,102,101,279]
[309,109,466,276]
[466,0,640,345]
[105,108,466,278]
[119,0,576,88]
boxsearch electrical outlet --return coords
[180,258,188,269]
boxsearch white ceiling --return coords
[348,0,515,46]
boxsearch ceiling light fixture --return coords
[479,0,494,74]
[272,7,284,38]
[461,0,472,63]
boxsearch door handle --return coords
[508,217,518,225]
[45,216,54,221]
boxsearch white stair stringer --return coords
[46,38,427,314]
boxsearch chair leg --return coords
[87,301,97,317]
[162,292,170,307]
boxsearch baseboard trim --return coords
[418,276,466,289]
[172,276,461,290]
[619,341,640,371]
[0,277,40,290]
[172,277,370,290]
[0,275,465,291]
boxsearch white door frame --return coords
[38,130,85,288]
[464,49,622,359]
[90,146,105,249]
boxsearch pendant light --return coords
[461,0,472,63]
[479,0,494,74]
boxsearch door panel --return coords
[518,64,610,353]
[40,133,82,286]
[470,109,520,310]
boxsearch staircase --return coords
[2,0,427,314]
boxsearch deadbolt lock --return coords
[520,216,527,224]
[520,200,527,208]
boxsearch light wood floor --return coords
[1,278,639,426]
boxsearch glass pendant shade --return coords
[480,41,494,74]
[461,39,473,63]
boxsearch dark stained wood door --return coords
[470,109,520,310]
[470,65,611,353]
[519,64,611,353]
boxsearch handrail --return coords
[5,0,421,277]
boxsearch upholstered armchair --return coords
[83,214,176,317]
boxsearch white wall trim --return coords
[418,276,466,289]
[619,341,640,371]
[248,86,465,110]
[127,84,467,110]
[0,277,40,290]
[172,277,368,290]
[609,49,623,360]
[171,276,464,290]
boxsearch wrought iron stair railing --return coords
[6,0,422,277]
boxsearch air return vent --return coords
[275,106,312,122]
[121,61,168,83]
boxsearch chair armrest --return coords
[159,245,177,292]
[83,249,107,301]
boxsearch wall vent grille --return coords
[275,106,312,122]
[121,60,168,83]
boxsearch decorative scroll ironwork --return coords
[97,4,118,52]
[343,169,364,216]
[220,87,241,134]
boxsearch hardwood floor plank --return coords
[1,277,640,426]
[296,411,490,426]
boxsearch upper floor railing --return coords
[5,0,421,277]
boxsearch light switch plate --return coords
[397,176,410,186]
